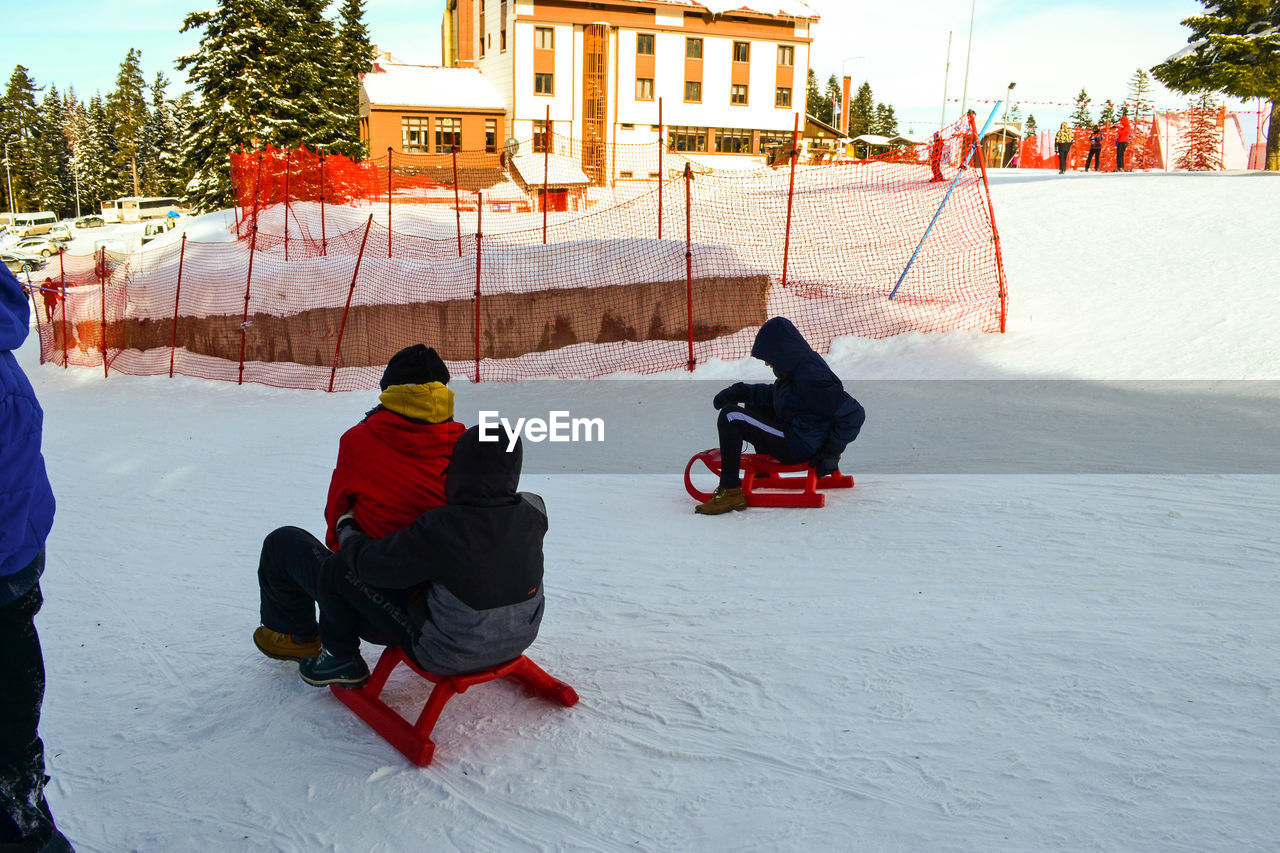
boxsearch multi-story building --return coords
[442,0,819,182]
[359,56,507,157]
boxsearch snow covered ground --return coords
[19,169,1280,852]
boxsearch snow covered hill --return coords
[22,169,1280,852]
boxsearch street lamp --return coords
[2,141,14,216]
[1001,81,1016,165]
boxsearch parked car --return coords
[74,215,105,228]
[13,236,61,258]
[47,224,73,244]
[1,250,47,276]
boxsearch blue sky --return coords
[1,0,1254,133]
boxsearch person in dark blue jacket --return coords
[698,316,865,515]
[1,265,72,852]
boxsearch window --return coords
[667,125,707,153]
[535,27,554,49]
[500,0,507,51]
[733,41,750,62]
[760,131,792,152]
[684,80,702,103]
[485,118,497,153]
[686,37,703,59]
[715,128,754,154]
[777,45,794,66]
[533,120,551,153]
[775,87,792,108]
[435,116,461,152]
[501,30,507,51]
[635,78,654,101]
[535,72,554,95]
[402,116,429,153]
[619,170,634,178]
[637,33,654,55]
[731,84,749,106]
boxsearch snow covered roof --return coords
[510,153,591,187]
[890,134,929,146]
[361,63,505,111]
[654,0,819,19]
[853,134,891,147]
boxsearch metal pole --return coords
[387,146,393,258]
[58,251,67,369]
[98,247,108,378]
[319,151,327,255]
[283,150,291,262]
[452,144,462,256]
[940,30,952,130]
[657,97,664,240]
[684,162,694,371]
[328,215,374,392]
[960,0,976,117]
[169,234,186,378]
[967,110,1009,332]
[473,191,483,383]
[238,216,259,385]
[543,104,550,244]
[781,111,800,287]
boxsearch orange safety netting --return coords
[36,115,1007,389]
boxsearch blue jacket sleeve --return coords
[739,382,777,414]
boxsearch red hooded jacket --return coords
[1117,116,1131,143]
[323,387,466,551]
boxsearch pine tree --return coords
[873,102,898,137]
[1127,68,1154,120]
[1152,0,1280,169]
[847,81,875,137]
[1008,102,1022,125]
[1,65,43,212]
[1099,100,1117,124]
[334,0,374,158]
[30,86,73,217]
[1174,93,1224,170]
[1025,114,1038,137]
[1069,88,1092,127]
[107,48,149,197]
[75,94,123,214]
[805,68,826,123]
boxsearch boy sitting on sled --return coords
[697,317,866,515]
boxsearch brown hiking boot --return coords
[695,487,747,515]
[253,626,322,661]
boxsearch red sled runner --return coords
[331,645,579,767]
[684,448,854,508]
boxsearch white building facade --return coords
[443,0,817,181]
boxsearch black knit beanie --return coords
[380,344,450,390]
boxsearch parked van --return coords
[0,211,58,237]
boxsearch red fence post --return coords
[58,251,67,369]
[542,104,550,244]
[781,111,800,288]
[283,149,291,262]
[319,150,328,256]
[328,215,375,393]
[684,161,695,371]
[452,144,462,257]
[968,110,1009,333]
[98,247,108,379]
[169,234,187,378]
[474,191,483,383]
[237,217,260,385]
[387,146,393,258]
[657,97,664,240]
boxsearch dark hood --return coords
[1,265,31,351]
[445,425,523,506]
[750,317,817,375]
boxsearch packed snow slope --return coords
[24,169,1280,852]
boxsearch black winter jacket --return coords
[724,316,865,460]
[336,426,545,674]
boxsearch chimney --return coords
[454,0,476,67]
[842,75,851,136]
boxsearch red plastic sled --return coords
[684,448,854,508]
[330,645,578,767]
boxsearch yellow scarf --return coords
[378,382,455,423]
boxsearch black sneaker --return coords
[298,650,371,687]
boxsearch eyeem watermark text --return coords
[478,410,605,452]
